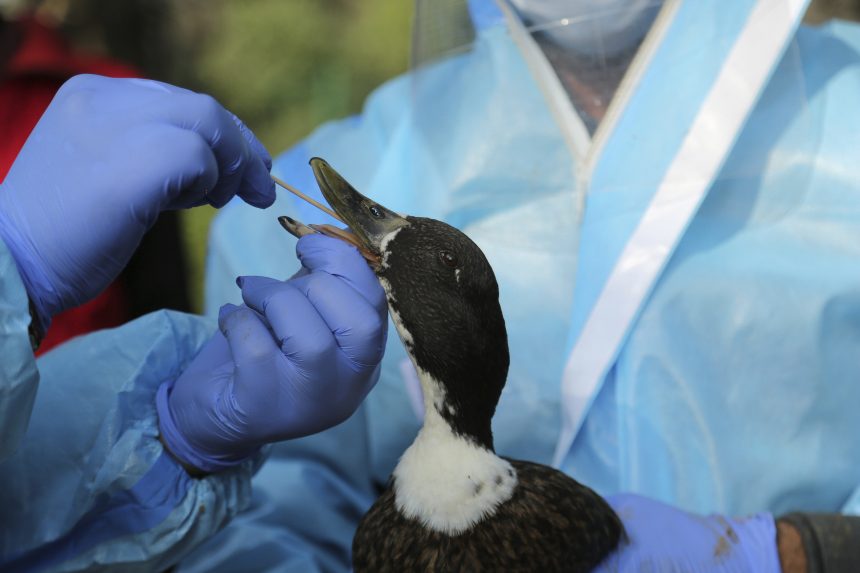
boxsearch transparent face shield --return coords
[408,0,815,181]
[507,0,663,134]
[411,0,665,142]
[406,0,817,237]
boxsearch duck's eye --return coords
[439,250,458,268]
[368,204,384,219]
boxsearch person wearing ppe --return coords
[0,74,387,571]
[197,0,860,571]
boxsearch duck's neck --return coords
[418,364,496,452]
[392,366,517,535]
[380,275,508,453]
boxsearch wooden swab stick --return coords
[271,175,345,224]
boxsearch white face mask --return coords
[508,0,664,58]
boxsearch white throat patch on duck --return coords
[391,366,517,535]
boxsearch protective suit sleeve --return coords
[174,406,381,573]
[0,310,263,572]
[0,236,40,461]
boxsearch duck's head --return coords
[310,158,509,449]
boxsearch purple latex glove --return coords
[0,74,275,331]
[594,494,781,572]
[157,234,388,473]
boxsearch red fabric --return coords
[0,17,140,353]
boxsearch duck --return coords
[282,157,623,572]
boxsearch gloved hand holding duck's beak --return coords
[157,234,388,474]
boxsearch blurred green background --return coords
[10,0,860,312]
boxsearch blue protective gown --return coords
[194,1,860,571]
[0,239,39,462]
[0,236,263,571]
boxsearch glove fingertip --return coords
[229,140,276,210]
[237,275,284,314]
[239,171,276,209]
[218,303,241,329]
[237,275,279,293]
[230,113,272,169]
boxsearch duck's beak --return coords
[310,157,409,257]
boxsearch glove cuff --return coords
[156,379,256,474]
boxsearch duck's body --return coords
[302,157,623,572]
[354,357,622,572]
[355,459,621,572]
